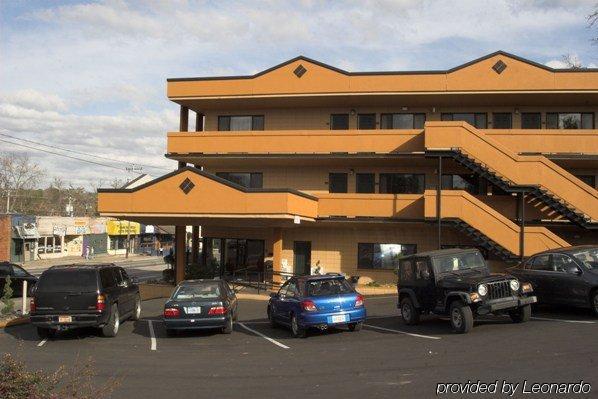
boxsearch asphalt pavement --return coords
[1,296,597,398]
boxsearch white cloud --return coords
[0,89,69,112]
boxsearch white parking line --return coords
[236,322,289,349]
[364,324,441,340]
[148,320,157,351]
[37,339,48,347]
[532,317,596,324]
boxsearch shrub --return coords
[0,353,120,399]
[1,276,14,316]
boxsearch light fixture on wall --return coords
[432,107,436,113]
[514,108,520,114]
[349,168,355,175]
[350,109,356,116]
[401,106,408,111]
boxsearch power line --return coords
[0,131,170,172]
[0,137,137,173]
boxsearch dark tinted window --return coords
[399,260,414,282]
[216,172,263,188]
[218,115,264,131]
[575,175,596,188]
[441,113,487,129]
[493,113,512,129]
[100,269,117,289]
[357,114,376,129]
[441,174,482,195]
[0,264,11,276]
[306,279,353,296]
[358,243,417,270]
[37,270,98,292]
[552,254,576,272]
[415,259,431,281]
[12,265,28,277]
[521,113,541,129]
[330,114,349,130]
[379,173,425,194]
[329,173,348,193]
[356,173,375,193]
[530,255,552,271]
[380,113,425,129]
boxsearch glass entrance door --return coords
[293,241,311,276]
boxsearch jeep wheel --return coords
[101,306,119,337]
[509,304,531,323]
[449,301,473,334]
[400,297,420,325]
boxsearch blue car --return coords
[267,274,366,338]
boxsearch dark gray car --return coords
[163,280,238,336]
[508,245,598,316]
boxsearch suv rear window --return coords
[37,269,98,293]
[306,278,353,297]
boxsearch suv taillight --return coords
[29,297,36,313]
[164,308,180,318]
[355,294,364,308]
[301,300,317,312]
[96,294,106,312]
[208,306,226,315]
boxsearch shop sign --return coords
[52,225,67,236]
[106,220,141,235]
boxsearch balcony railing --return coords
[167,128,598,157]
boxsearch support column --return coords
[191,226,200,265]
[195,112,204,132]
[175,225,186,283]
[518,192,525,260]
[437,156,443,249]
[179,106,189,132]
[272,228,283,286]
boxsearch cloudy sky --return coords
[1,0,597,189]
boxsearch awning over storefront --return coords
[97,167,319,226]
[13,224,40,239]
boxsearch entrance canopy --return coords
[97,167,318,226]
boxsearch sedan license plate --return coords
[330,314,347,324]
[58,315,72,323]
[185,307,201,315]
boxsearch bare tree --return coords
[0,152,42,213]
[561,53,584,69]
[589,7,597,43]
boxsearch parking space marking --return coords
[236,322,289,349]
[37,339,47,347]
[364,324,441,340]
[532,317,596,324]
[148,320,157,351]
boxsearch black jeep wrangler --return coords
[397,248,536,333]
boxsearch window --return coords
[279,279,298,298]
[330,114,349,130]
[380,113,426,129]
[442,174,483,195]
[379,173,425,194]
[216,172,263,188]
[357,114,376,129]
[356,173,375,193]
[11,265,27,278]
[529,255,552,271]
[173,282,221,300]
[399,260,414,282]
[218,115,264,131]
[306,279,353,296]
[521,113,541,129]
[415,260,431,280]
[0,264,11,276]
[575,175,596,188]
[100,269,117,289]
[552,254,575,272]
[441,113,487,129]
[358,243,417,270]
[492,113,512,129]
[546,112,594,129]
[329,173,348,193]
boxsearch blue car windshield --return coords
[306,279,353,297]
[173,283,221,300]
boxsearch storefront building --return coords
[97,51,598,283]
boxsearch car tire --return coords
[130,295,141,321]
[449,301,473,334]
[591,291,598,318]
[348,322,363,332]
[509,304,531,323]
[400,297,420,325]
[267,306,277,328]
[222,316,233,334]
[290,314,307,338]
[101,306,119,337]
[37,327,55,339]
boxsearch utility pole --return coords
[125,219,131,259]
[5,190,10,213]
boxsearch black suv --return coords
[30,264,141,338]
[397,248,536,333]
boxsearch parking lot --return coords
[2,294,597,398]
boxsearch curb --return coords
[0,316,29,328]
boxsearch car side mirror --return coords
[566,265,582,275]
